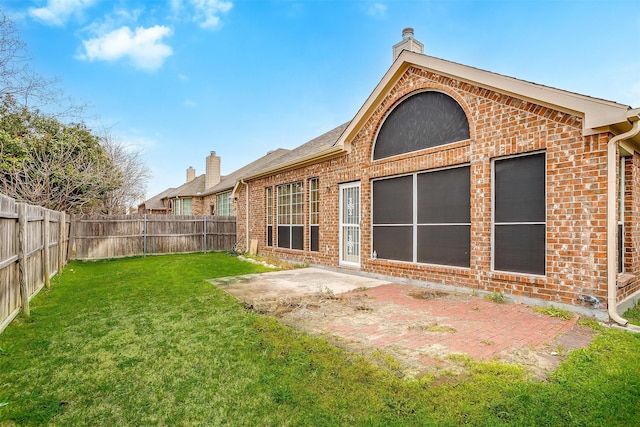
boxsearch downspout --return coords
[240,179,250,252]
[607,118,640,326]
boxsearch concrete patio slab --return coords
[209,267,595,379]
[209,267,391,304]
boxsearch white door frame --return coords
[339,181,361,267]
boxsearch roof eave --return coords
[244,146,347,181]
[336,50,635,147]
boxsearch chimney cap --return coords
[402,28,414,39]
[393,27,423,60]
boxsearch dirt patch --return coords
[250,286,596,380]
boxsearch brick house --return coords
[229,29,640,323]
[139,149,288,216]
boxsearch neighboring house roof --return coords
[202,148,290,196]
[170,174,207,198]
[242,122,350,180]
[139,148,291,210]
[140,187,175,211]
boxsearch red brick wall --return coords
[242,66,635,310]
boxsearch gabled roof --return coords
[139,148,292,210]
[336,50,640,150]
[140,187,175,210]
[169,174,206,198]
[202,148,290,196]
[243,122,350,180]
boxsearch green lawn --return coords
[1,253,640,426]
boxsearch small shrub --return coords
[484,291,506,304]
[533,305,573,320]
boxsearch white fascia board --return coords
[337,51,633,146]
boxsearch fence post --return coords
[43,209,51,289]
[203,216,207,253]
[58,213,66,270]
[143,214,147,257]
[17,203,30,318]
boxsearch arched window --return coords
[373,91,470,160]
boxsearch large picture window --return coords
[266,187,273,247]
[417,167,470,267]
[309,178,319,252]
[372,166,470,267]
[372,175,413,262]
[493,152,545,275]
[277,182,304,250]
[217,192,232,216]
[181,198,192,215]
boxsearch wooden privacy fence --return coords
[69,214,237,260]
[0,194,69,333]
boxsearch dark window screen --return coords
[494,153,545,275]
[618,223,623,273]
[495,224,545,275]
[292,226,303,250]
[267,226,273,247]
[418,166,470,223]
[373,91,470,160]
[495,153,545,223]
[277,226,289,249]
[417,225,470,267]
[373,226,413,262]
[310,225,319,252]
[372,175,413,224]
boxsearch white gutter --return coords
[607,117,640,326]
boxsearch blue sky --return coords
[2,0,640,201]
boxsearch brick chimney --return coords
[392,27,424,60]
[205,151,221,189]
[186,166,196,183]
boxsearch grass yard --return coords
[1,253,640,426]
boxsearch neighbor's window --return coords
[266,187,273,247]
[181,198,192,215]
[309,178,319,252]
[372,166,470,267]
[277,182,304,250]
[373,91,470,160]
[493,152,546,275]
[217,192,232,216]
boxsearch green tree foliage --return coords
[0,95,121,212]
[0,12,150,213]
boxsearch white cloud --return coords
[367,2,387,19]
[80,25,173,71]
[178,73,189,82]
[183,99,197,107]
[190,0,233,29]
[29,0,95,26]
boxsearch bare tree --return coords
[0,101,118,213]
[0,12,85,118]
[100,132,152,214]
